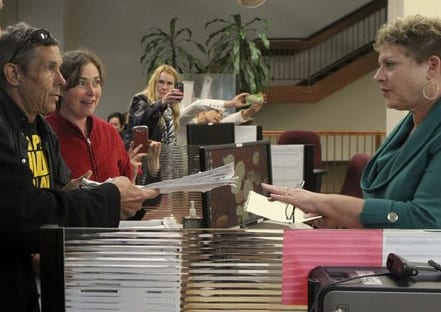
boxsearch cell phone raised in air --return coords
[132,125,149,153]
[175,81,184,93]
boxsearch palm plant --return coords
[204,14,270,93]
[140,17,206,78]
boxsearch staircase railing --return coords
[263,0,387,102]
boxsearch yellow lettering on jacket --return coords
[26,133,51,189]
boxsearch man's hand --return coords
[62,170,92,191]
[111,176,159,219]
[141,188,161,200]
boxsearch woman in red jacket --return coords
[46,49,161,183]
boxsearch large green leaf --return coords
[140,14,270,92]
[140,17,205,77]
[205,13,270,93]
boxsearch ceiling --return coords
[190,0,375,38]
[0,1,376,40]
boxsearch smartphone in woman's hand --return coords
[132,125,149,153]
[175,81,184,94]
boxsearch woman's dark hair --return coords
[107,112,125,126]
[61,49,105,91]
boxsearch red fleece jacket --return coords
[46,112,132,182]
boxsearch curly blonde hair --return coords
[374,14,441,63]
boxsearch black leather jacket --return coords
[123,93,167,148]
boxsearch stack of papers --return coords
[82,163,238,194]
[81,177,112,188]
[144,162,238,193]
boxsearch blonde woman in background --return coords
[123,64,183,148]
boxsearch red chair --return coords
[340,153,371,198]
[277,130,326,192]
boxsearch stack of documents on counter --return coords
[82,162,238,194]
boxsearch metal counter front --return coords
[40,226,305,312]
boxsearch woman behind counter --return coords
[263,14,441,229]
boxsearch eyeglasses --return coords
[284,180,305,222]
[285,203,295,222]
[8,28,53,63]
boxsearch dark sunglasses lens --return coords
[36,31,48,40]
[9,29,51,63]
[32,29,51,41]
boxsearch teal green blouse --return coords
[361,99,441,228]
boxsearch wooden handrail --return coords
[263,129,386,138]
[259,0,386,104]
[263,130,385,136]
[263,130,386,151]
[264,50,378,103]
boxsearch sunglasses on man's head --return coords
[9,28,53,63]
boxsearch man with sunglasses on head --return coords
[0,22,159,311]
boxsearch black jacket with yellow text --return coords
[0,88,121,312]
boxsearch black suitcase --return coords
[307,265,441,312]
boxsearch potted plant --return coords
[204,13,270,93]
[139,14,270,94]
[140,17,206,78]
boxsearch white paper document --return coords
[144,162,237,193]
[244,191,321,225]
[270,145,304,188]
[82,162,238,194]
[81,177,112,188]
[234,125,259,143]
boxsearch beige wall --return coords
[0,0,17,29]
[254,71,385,131]
[1,0,387,132]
